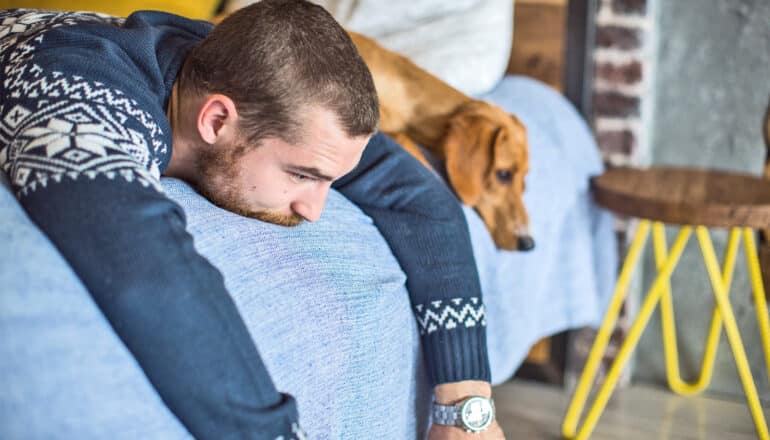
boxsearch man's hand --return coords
[429,381,505,440]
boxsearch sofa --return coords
[0,1,617,439]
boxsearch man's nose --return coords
[291,186,329,222]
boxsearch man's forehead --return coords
[273,136,363,179]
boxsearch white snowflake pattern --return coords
[20,118,126,158]
[0,9,166,196]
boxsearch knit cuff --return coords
[414,297,491,386]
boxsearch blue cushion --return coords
[161,178,430,439]
[0,170,430,439]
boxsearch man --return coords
[0,1,503,438]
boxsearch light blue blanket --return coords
[0,76,616,439]
[476,76,617,383]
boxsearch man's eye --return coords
[290,172,311,182]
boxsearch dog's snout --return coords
[517,235,535,251]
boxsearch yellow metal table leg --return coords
[697,227,769,440]
[657,225,741,396]
[562,225,692,439]
[743,228,770,383]
[571,227,691,440]
[563,222,770,439]
[561,220,651,439]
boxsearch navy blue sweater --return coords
[0,9,490,438]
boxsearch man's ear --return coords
[444,115,491,206]
[197,94,239,145]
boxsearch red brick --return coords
[593,92,640,117]
[596,25,642,50]
[612,0,647,15]
[595,61,643,85]
[597,129,635,156]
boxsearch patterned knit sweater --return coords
[0,9,490,438]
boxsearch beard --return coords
[225,204,305,227]
[193,144,304,227]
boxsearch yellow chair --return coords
[6,0,221,20]
[562,166,770,440]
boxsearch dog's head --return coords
[442,100,533,251]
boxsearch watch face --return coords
[460,397,494,432]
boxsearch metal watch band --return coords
[432,402,460,426]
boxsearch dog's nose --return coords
[517,235,535,251]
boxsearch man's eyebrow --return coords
[287,166,335,182]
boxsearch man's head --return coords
[167,0,378,225]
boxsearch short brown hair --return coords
[179,0,379,145]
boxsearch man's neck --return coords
[163,80,198,183]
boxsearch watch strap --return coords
[432,402,460,426]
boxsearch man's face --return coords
[196,107,370,226]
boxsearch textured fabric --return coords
[0,172,191,440]
[163,178,431,439]
[0,9,492,389]
[0,10,300,438]
[0,8,491,438]
[332,132,490,386]
[0,172,427,439]
[226,0,513,96]
[473,76,618,383]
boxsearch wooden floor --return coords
[493,379,766,439]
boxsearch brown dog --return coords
[349,32,533,251]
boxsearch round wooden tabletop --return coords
[591,167,770,228]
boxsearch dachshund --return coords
[349,31,533,251]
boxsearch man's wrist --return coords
[433,380,492,404]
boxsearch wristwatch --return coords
[432,396,496,433]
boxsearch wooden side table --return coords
[561,167,770,440]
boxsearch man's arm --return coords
[332,133,492,390]
[14,175,300,438]
[1,59,300,440]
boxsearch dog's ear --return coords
[444,114,493,206]
[510,113,527,143]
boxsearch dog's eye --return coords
[496,169,513,184]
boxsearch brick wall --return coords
[592,0,654,167]
[563,0,658,390]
